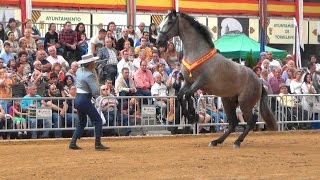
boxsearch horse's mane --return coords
[173,12,215,48]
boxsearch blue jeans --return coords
[103,110,131,135]
[65,113,79,128]
[72,93,103,139]
[29,118,51,139]
[136,88,152,104]
[52,112,63,138]
[209,111,228,132]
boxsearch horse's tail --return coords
[260,86,277,130]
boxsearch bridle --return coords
[159,13,179,39]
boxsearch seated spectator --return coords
[96,85,131,136]
[65,61,78,80]
[36,40,46,53]
[164,42,179,70]
[59,21,78,60]
[50,63,66,83]
[148,51,170,75]
[65,85,79,128]
[132,49,147,72]
[9,99,28,138]
[151,72,169,122]
[48,72,66,97]
[16,39,33,62]
[19,28,37,55]
[134,60,154,97]
[195,89,212,133]
[63,75,75,95]
[105,78,116,96]
[153,63,169,83]
[260,69,273,94]
[96,37,118,84]
[31,68,49,97]
[17,51,32,76]
[0,41,14,66]
[134,36,152,61]
[44,84,68,138]
[4,18,22,41]
[106,30,117,48]
[47,46,69,68]
[23,19,41,40]
[117,50,135,77]
[21,84,51,139]
[119,40,132,57]
[0,69,13,99]
[116,28,134,51]
[77,32,88,57]
[115,67,137,96]
[6,59,16,73]
[5,31,19,56]
[87,28,106,56]
[282,58,296,82]
[44,23,63,55]
[205,96,227,132]
[135,31,150,47]
[0,104,13,140]
[35,50,52,72]
[11,62,27,98]
[277,83,308,130]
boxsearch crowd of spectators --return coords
[0,17,185,139]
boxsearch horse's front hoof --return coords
[233,141,241,148]
[209,140,218,147]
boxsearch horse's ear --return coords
[172,9,177,17]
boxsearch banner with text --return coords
[267,19,308,44]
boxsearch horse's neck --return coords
[179,27,211,61]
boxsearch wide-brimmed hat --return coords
[78,54,99,65]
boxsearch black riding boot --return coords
[95,137,110,150]
[69,134,82,150]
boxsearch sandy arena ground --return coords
[0,130,320,179]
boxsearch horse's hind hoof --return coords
[208,140,218,147]
[233,142,241,148]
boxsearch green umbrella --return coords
[214,33,286,59]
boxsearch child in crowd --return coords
[9,99,28,137]
[78,32,88,57]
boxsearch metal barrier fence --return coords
[1,94,320,139]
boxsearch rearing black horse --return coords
[157,10,277,148]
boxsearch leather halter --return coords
[181,48,217,77]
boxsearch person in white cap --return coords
[69,54,109,150]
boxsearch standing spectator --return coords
[88,28,107,56]
[301,73,317,117]
[59,21,78,59]
[96,38,118,84]
[66,61,78,80]
[134,60,154,97]
[0,41,14,66]
[266,51,281,70]
[4,18,22,41]
[44,23,63,55]
[290,69,304,94]
[23,19,40,40]
[21,84,51,139]
[149,23,158,44]
[116,28,134,51]
[268,67,285,94]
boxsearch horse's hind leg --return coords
[209,97,238,147]
[233,107,256,148]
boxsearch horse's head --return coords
[157,10,179,46]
